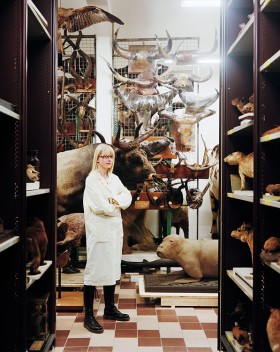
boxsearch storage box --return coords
[27,292,50,341]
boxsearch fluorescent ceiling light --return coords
[181,0,221,7]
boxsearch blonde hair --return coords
[92,144,115,173]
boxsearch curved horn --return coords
[134,123,143,139]
[151,30,173,60]
[112,124,158,150]
[104,58,155,88]
[113,28,135,61]
[133,123,158,145]
[200,135,209,166]
[104,58,129,84]
[92,130,106,144]
[112,124,137,150]
[190,65,213,83]
[179,89,219,114]
[177,29,218,64]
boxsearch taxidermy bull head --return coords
[114,85,178,133]
[113,28,172,73]
[157,29,218,65]
[159,109,215,152]
[154,65,213,92]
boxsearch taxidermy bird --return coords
[57,6,124,54]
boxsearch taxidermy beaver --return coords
[26,217,48,275]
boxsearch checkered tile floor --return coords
[54,275,219,352]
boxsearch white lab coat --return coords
[83,170,132,286]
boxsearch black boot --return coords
[83,285,103,333]
[103,285,130,321]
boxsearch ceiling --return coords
[60,0,220,52]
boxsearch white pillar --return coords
[95,34,113,143]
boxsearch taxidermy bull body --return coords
[57,128,160,254]
[57,142,155,216]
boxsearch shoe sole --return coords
[83,323,104,333]
[103,315,130,321]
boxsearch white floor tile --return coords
[158,322,183,338]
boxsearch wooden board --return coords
[56,291,84,311]
[155,164,209,179]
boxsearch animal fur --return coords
[26,217,48,275]
[209,144,219,239]
[231,223,253,265]
[267,309,280,352]
[260,236,280,264]
[57,213,85,247]
[232,325,250,346]
[266,184,280,196]
[231,94,254,115]
[26,164,40,182]
[224,152,254,190]
[156,234,218,279]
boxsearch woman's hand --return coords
[108,197,119,206]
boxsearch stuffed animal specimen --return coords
[267,309,280,352]
[26,217,48,275]
[266,184,280,196]
[26,164,40,182]
[57,6,124,54]
[224,152,253,190]
[260,236,280,264]
[231,94,254,115]
[156,234,218,279]
[231,223,253,265]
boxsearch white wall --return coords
[60,0,220,239]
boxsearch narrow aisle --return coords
[55,275,218,352]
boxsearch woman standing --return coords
[83,143,132,333]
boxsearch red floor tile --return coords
[163,347,188,352]
[65,338,90,347]
[180,322,202,330]
[157,315,178,322]
[161,338,186,347]
[63,348,89,352]
[178,315,200,323]
[115,329,138,337]
[138,330,160,338]
[138,337,162,346]
[156,309,176,316]
[116,321,137,330]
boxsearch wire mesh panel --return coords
[112,36,200,137]
[57,34,96,151]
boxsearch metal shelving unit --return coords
[219,0,280,351]
[0,1,57,351]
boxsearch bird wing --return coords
[58,6,124,32]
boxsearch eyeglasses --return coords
[99,155,114,160]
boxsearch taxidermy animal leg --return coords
[103,285,130,321]
[210,190,219,239]
[83,285,103,333]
